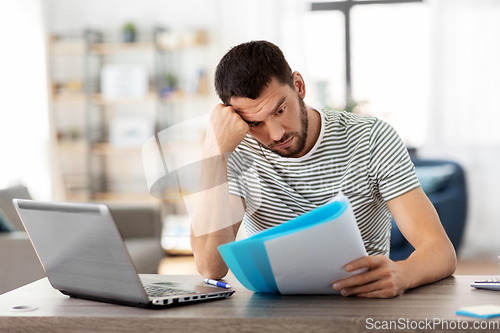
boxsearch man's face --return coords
[229,77,310,158]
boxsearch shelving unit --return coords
[48,28,209,205]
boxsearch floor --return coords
[158,255,500,276]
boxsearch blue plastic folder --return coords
[218,193,367,294]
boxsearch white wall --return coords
[45,0,217,34]
[0,0,51,200]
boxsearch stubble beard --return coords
[259,95,309,158]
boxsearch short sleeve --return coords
[368,120,420,202]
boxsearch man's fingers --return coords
[340,278,392,297]
[355,283,402,298]
[208,104,249,154]
[333,267,386,291]
[333,255,405,298]
[355,289,393,298]
[345,255,384,272]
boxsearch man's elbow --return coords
[194,257,229,280]
[201,270,229,281]
[448,245,458,275]
[441,239,457,277]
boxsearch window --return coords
[304,2,430,147]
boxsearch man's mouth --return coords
[276,136,294,149]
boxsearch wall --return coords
[0,0,51,200]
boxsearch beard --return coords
[258,94,309,158]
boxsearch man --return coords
[190,40,456,298]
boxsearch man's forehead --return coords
[231,97,286,124]
[229,79,289,118]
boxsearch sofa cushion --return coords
[0,185,32,231]
[0,209,15,233]
[415,164,456,194]
[0,231,45,294]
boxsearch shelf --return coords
[49,30,206,56]
[90,92,209,105]
[65,191,92,202]
[57,140,89,152]
[160,92,210,103]
[156,30,207,52]
[93,143,142,155]
[94,192,161,204]
[161,142,203,152]
[52,93,85,104]
[58,139,202,156]
[91,92,158,105]
[92,142,203,155]
[50,38,85,55]
[90,42,155,55]
[64,191,160,204]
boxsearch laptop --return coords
[13,199,234,308]
[471,256,500,291]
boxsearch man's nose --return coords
[266,120,285,142]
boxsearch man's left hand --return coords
[332,255,408,298]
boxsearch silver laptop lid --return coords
[13,199,149,305]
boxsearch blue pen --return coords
[204,278,232,289]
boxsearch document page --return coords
[263,203,367,294]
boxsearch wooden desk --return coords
[1,275,499,333]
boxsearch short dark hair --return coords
[214,40,294,105]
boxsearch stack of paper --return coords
[218,193,368,294]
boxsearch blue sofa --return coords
[389,159,468,261]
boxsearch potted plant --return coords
[122,22,137,43]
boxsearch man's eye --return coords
[276,107,285,115]
[250,121,262,128]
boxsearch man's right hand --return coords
[205,104,249,155]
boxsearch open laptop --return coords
[13,199,234,308]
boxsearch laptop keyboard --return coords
[143,285,199,298]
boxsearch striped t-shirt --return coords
[227,109,420,256]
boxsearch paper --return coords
[218,192,368,294]
[264,201,367,294]
[456,305,500,319]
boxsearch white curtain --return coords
[423,0,500,258]
[0,0,52,200]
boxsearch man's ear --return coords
[292,71,306,99]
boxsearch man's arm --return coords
[190,104,248,279]
[332,187,456,298]
[190,192,244,279]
